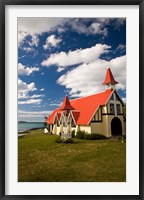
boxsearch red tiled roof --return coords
[48,109,62,124]
[71,111,80,124]
[59,95,75,110]
[47,89,113,125]
[57,113,61,121]
[103,67,118,85]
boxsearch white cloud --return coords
[43,35,61,50]
[69,19,108,36]
[18,79,44,103]
[57,55,126,98]
[30,94,44,99]
[22,47,34,52]
[18,18,67,46]
[40,88,45,91]
[18,79,37,99]
[116,44,126,51]
[18,31,29,47]
[67,18,125,36]
[49,102,62,107]
[18,63,39,76]
[109,55,126,90]
[28,35,39,47]
[18,18,125,46]
[89,22,107,36]
[122,97,126,103]
[18,99,42,105]
[18,110,52,117]
[18,18,67,36]
[41,44,111,71]
[18,94,44,100]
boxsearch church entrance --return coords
[111,117,122,136]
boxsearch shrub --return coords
[76,131,85,139]
[75,131,107,140]
[71,130,76,138]
[83,134,92,140]
[84,133,107,140]
[55,137,62,143]
[55,137,74,143]
[63,138,74,143]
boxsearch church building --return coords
[47,67,126,138]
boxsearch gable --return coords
[106,90,125,115]
[106,90,124,106]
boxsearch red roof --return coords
[59,95,75,110]
[57,113,61,121]
[71,111,80,124]
[103,67,118,85]
[48,109,61,124]
[47,89,113,125]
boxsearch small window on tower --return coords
[116,104,121,114]
[110,103,114,114]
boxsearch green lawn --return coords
[18,130,126,182]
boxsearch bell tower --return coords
[59,95,75,141]
[103,67,118,90]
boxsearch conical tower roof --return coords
[103,67,118,85]
[60,95,75,110]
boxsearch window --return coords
[116,104,121,114]
[91,114,96,122]
[99,107,102,120]
[110,103,114,114]
[91,108,102,122]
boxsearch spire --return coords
[103,67,118,88]
[60,95,75,110]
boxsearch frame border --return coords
[0,0,143,199]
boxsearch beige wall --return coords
[91,115,125,137]
[53,124,57,135]
[80,125,91,134]
[56,126,61,135]
[52,116,126,137]
[102,105,107,114]
[91,115,110,137]
[91,122,103,134]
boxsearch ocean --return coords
[18,122,45,131]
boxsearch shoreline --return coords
[18,127,46,134]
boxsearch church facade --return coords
[47,67,126,138]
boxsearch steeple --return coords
[103,67,118,89]
[60,95,75,111]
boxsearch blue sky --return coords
[18,18,126,122]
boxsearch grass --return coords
[18,130,126,182]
